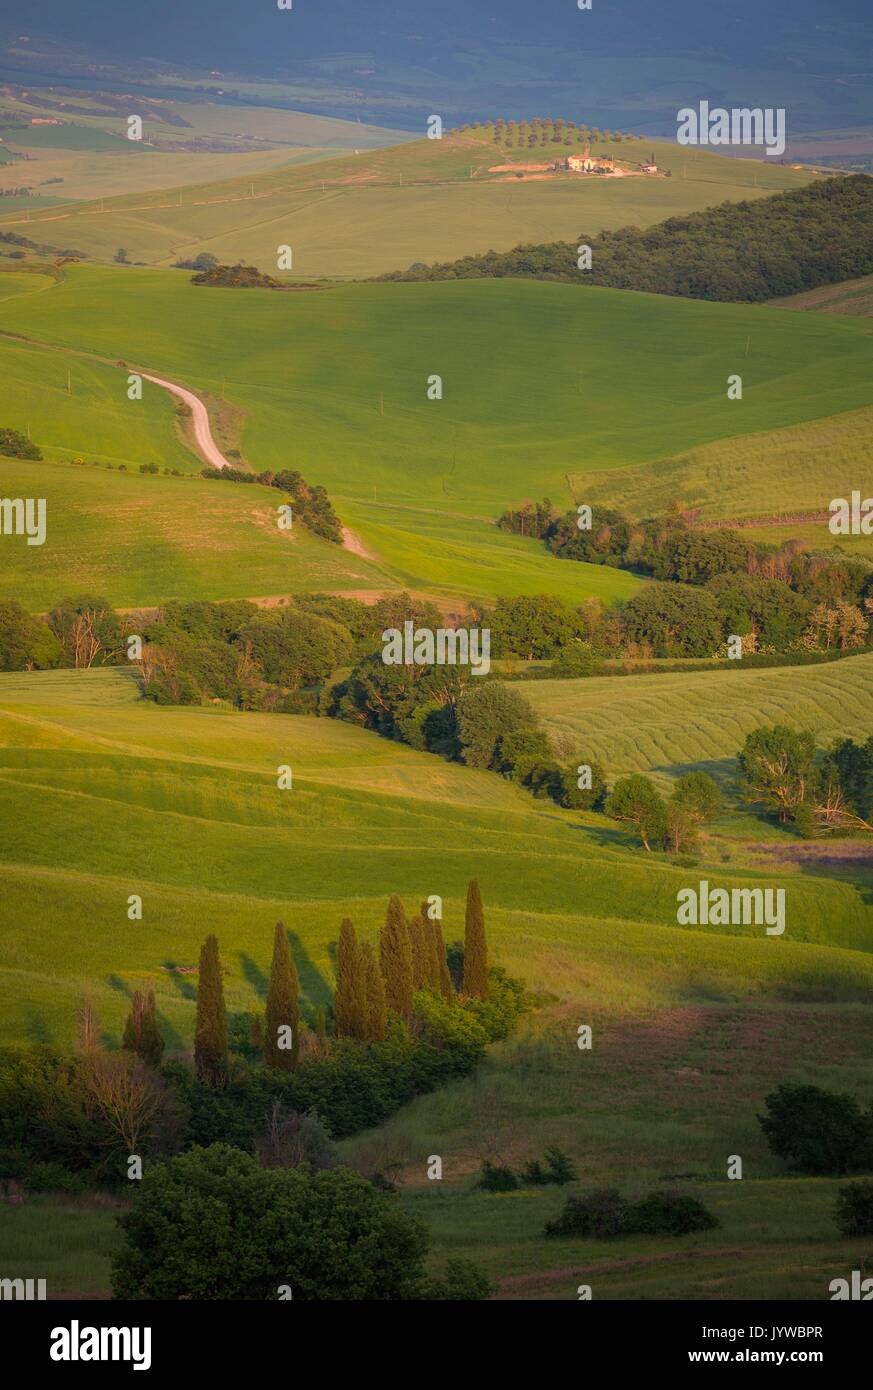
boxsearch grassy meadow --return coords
[526,653,873,788]
[0,131,820,275]
[1,264,871,607]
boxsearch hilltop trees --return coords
[457,682,536,768]
[464,878,488,999]
[194,934,228,1089]
[737,725,818,823]
[265,922,300,1070]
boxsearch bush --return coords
[835,1180,873,1237]
[477,1161,518,1192]
[112,1143,430,1299]
[627,1190,718,1236]
[26,1161,87,1194]
[546,1187,717,1238]
[758,1084,873,1174]
[422,1258,495,1300]
[546,1188,628,1238]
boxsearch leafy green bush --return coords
[546,1188,629,1238]
[758,1084,873,1174]
[835,1181,873,1237]
[546,1187,717,1238]
[628,1190,718,1236]
[477,1161,519,1192]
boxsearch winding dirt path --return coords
[141,371,231,471]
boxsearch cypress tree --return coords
[334,917,367,1039]
[432,918,455,1002]
[361,940,386,1042]
[407,913,429,991]
[463,877,488,998]
[422,912,442,990]
[123,986,164,1067]
[380,894,414,1017]
[265,921,300,1070]
[194,934,228,1088]
[315,1004,327,1049]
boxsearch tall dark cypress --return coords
[361,940,387,1042]
[407,913,429,991]
[380,894,414,1017]
[265,921,300,1070]
[194,934,228,1088]
[463,877,488,999]
[432,918,455,1002]
[334,917,367,1039]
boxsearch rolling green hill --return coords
[0,264,871,608]
[0,131,820,276]
[526,652,873,789]
[0,666,870,1053]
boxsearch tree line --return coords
[380,176,873,303]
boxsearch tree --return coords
[671,771,721,824]
[75,995,102,1055]
[463,878,488,999]
[560,758,607,810]
[0,600,60,671]
[111,1144,432,1300]
[194,934,228,1089]
[457,682,536,769]
[487,594,578,660]
[255,1102,337,1171]
[47,594,121,669]
[835,1180,873,1237]
[431,918,455,1002]
[265,922,300,1070]
[407,914,429,990]
[333,918,367,1039]
[606,775,667,851]
[380,896,414,1017]
[622,583,722,658]
[737,725,818,822]
[122,986,164,1068]
[361,941,387,1042]
[81,1054,165,1156]
[758,1084,873,1174]
[114,247,129,264]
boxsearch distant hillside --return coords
[381,175,873,303]
[0,128,818,277]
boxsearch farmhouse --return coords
[556,155,614,174]
[641,162,658,174]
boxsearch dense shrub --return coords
[835,1180,873,1237]
[758,1084,873,1174]
[546,1187,718,1238]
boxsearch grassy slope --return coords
[0,667,870,1050]
[771,273,873,318]
[1,265,871,607]
[525,653,873,787]
[0,132,819,275]
[1,667,872,1299]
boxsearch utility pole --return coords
[379,392,384,417]
[67,369,71,393]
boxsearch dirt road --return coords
[141,371,231,471]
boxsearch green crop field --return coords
[526,652,873,789]
[1,264,871,609]
[0,132,819,276]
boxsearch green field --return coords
[1,666,871,1049]
[586,403,873,525]
[525,653,873,789]
[0,132,820,275]
[1,264,871,608]
[1,666,872,1298]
